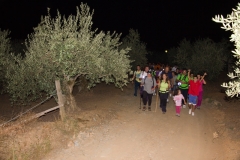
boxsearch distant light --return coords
[165,50,168,53]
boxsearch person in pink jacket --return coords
[173,89,186,117]
[196,73,207,109]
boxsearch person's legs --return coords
[188,104,192,114]
[172,85,177,97]
[160,93,168,113]
[176,106,181,115]
[191,105,195,116]
[184,89,188,104]
[197,91,203,108]
[191,95,198,116]
[188,94,194,114]
[181,89,188,108]
[159,93,163,108]
[142,91,148,111]
[134,81,140,96]
[147,93,153,111]
[140,86,144,99]
[161,99,167,113]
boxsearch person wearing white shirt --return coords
[139,66,150,106]
[172,66,177,72]
[139,66,149,80]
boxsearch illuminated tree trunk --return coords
[55,80,66,120]
[65,78,78,111]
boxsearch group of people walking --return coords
[131,64,207,117]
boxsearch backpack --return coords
[144,76,154,87]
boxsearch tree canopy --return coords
[0,29,12,92]
[172,38,227,80]
[120,29,148,70]
[6,3,131,104]
[213,3,240,97]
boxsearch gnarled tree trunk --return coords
[65,78,78,111]
[55,80,66,120]
[62,74,86,111]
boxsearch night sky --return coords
[0,0,239,51]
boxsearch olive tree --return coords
[166,47,177,66]
[174,39,193,68]
[0,29,11,92]
[6,4,131,114]
[120,29,148,70]
[213,3,240,97]
[174,38,227,80]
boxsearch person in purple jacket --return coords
[196,73,207,109]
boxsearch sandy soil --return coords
[39,83,239,160]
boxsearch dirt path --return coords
[43,84,226,160]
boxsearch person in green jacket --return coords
[176,68,189,108]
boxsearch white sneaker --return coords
[189,109,192,114]
[183,105,186,108]
[169,93,172,97]
[192,112,194,116]
[167,99,169,103]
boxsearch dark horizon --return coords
[0,0,239,51]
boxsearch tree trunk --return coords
[65,78,78,110]
[55,80,66,121]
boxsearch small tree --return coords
[174,38,227,80]
[6,4,131,115]
[167,47,178,66]
[213,3,240,97]
[120,29,148,70]
[174,39,193,68]
[0,29,12,92]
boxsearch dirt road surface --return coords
[43,83,228,160]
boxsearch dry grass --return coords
[0,109,94,160]
[8,133,51,160]
[0,86,116,160]
[0,112,53,160]
[55,115,82,136]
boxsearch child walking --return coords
[173,89,186,117]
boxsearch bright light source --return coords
[165,50,168,53]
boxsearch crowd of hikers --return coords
[131,63,207,117]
